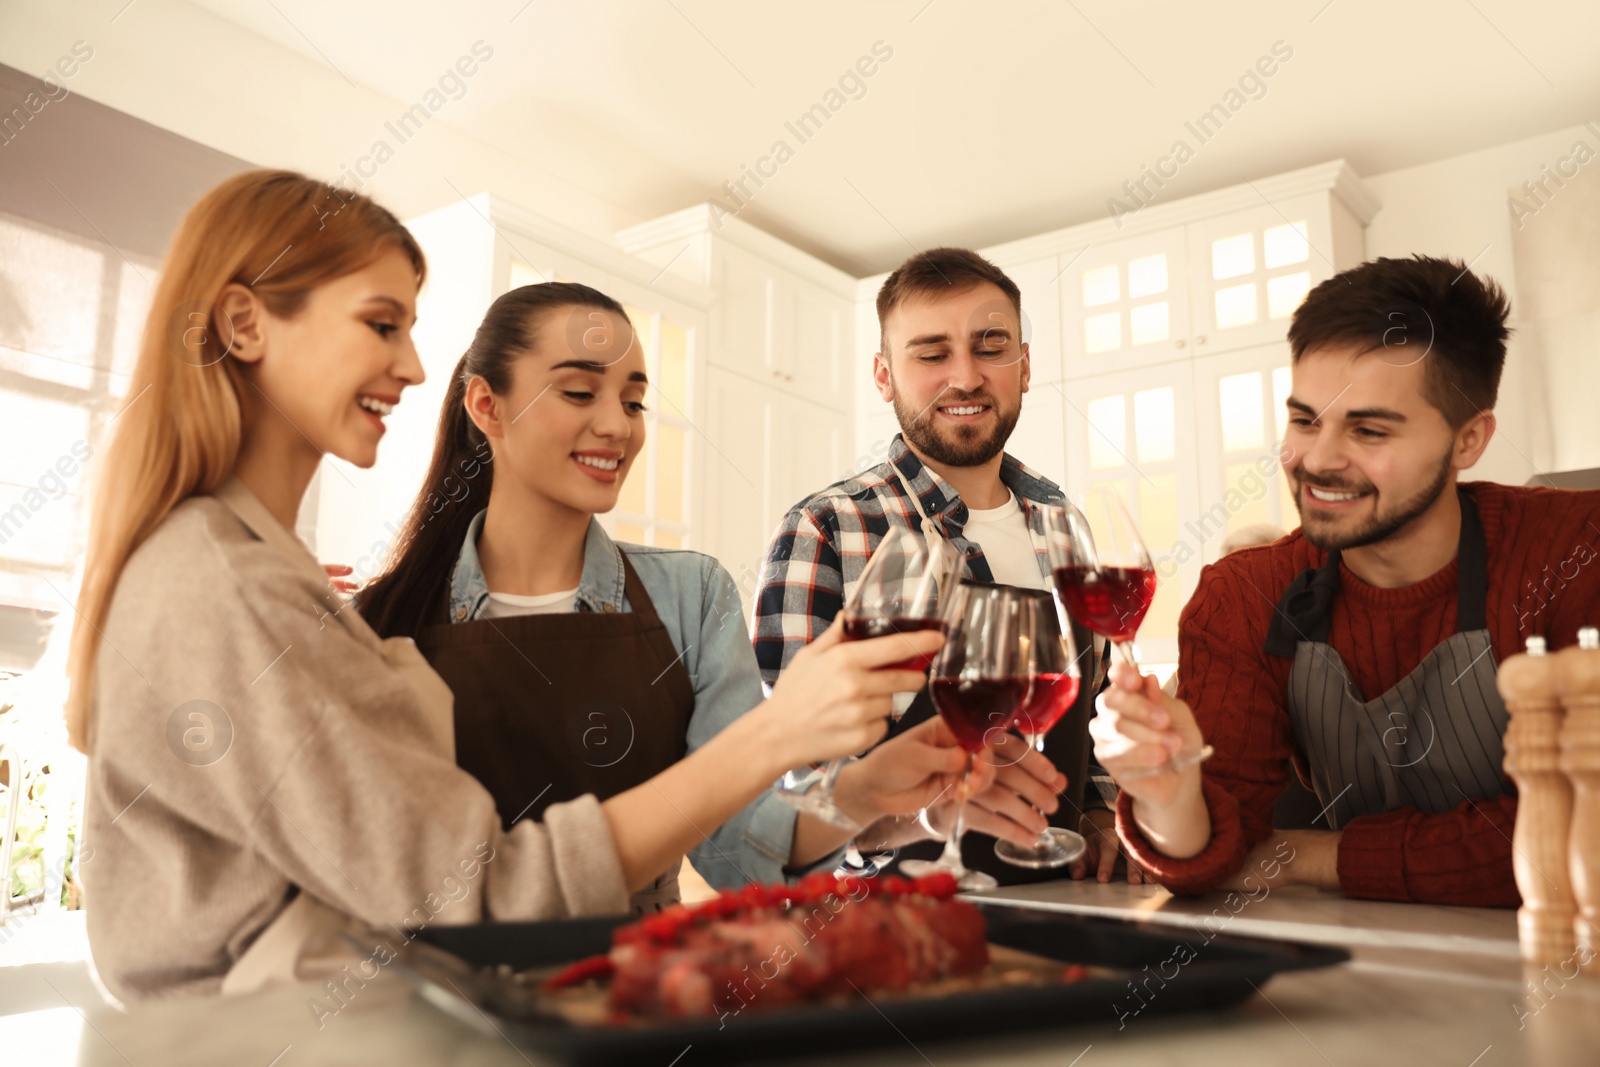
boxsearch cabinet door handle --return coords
[1195,335,1207,346]
[1174,338,1186,349]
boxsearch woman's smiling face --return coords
[227,247,424,470]
[468,304,648,517]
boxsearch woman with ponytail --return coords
[72,172,954,1002]
[358,284,988,912]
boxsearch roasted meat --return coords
[576,872,988,1021]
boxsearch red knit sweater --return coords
[1116,482,1600,907]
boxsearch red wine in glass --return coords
[1052,564,1156,644]
[930,676,1030,751]
[1043,498,1213,780]
[1011,671,1081,739]
[843,615,948,672]
[994,593,1088,871]
[899,581,1033,891]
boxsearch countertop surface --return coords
[3,880,1597,1067]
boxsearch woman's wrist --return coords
[1129,774,1210,859]
[828,759,880,829]
[853,811,930,853]
[719,702,803,789]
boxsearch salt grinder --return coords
[1500,635,1577,965]
[1557,626,1600,974]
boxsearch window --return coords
[0,211,152,630]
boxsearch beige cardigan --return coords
[83,476,629,1003]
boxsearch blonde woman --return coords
[67,170,949,1002]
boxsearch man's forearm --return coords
[1278,829,1340,889]
[1222,829,1341,892]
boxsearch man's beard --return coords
[893,387,1021,468]
[1293,448,1453,552]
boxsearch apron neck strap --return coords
[1455,486,1489,632]
[1263,485,1488,659]
[1262,545,1344,657]
[896,470,947,547]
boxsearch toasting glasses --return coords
[898,581,1037,891]
[1043,496,1213,779]
[994,592,1089,869]
[775,526,955,830]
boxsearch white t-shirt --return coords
[482,587,581,618]
[963,490,1047,590]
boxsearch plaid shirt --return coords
[753,434,1082,686]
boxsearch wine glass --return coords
[776,526,953,829]
[994,592,1089,868]
[899,580,1035,891]
[1045,497,1213,779]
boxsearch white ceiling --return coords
[186,0,1600,275]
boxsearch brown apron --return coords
[415,554,696,911]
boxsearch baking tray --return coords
[385,903,1349,1065]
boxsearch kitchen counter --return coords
[4,882,1597,1067]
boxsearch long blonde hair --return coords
[65,170,425,751]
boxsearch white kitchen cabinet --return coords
[994,255,1066,384]
[784,271,851,410]
[701,367,850,604]
[618,204,856,603]
[1183,193,1364,355]
[620,205,856,414]
[1057,228,1193,376]
[706,238,851,410]
[1006,161,1376,382]
[1008,380,1068,490]
[708,239,779,381]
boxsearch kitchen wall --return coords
[1361,118,1600,483]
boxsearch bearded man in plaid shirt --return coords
[753,247,1139,885]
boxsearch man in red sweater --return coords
[1093,255,1600,907]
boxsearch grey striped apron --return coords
[1262,487,1510,829]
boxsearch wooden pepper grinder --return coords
[1500,635,1577,965]
[1558,626,1600,975]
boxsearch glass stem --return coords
[1025,732,1051,844]
[817,757,846,798]
[1112,638,1138,668]
[938,751,973,870]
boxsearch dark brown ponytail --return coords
[358,282,627,638]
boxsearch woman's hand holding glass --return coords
[760,615,943,779]
[898,581,1036,890]
[775,526,954,828]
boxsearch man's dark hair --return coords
[876,247,1022,353]
[1287,254,1511,428]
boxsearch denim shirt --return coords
[448,510,833,887]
